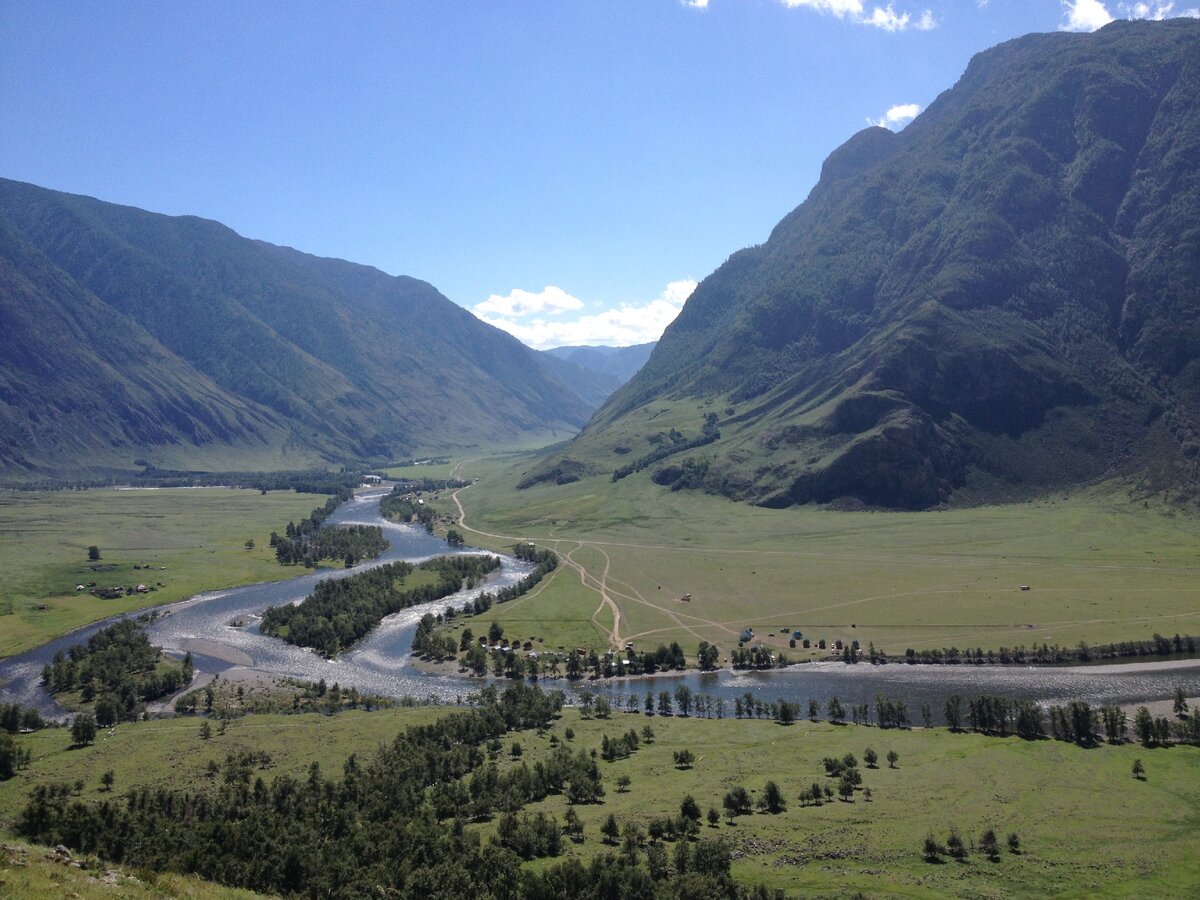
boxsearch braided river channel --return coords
[2,487,1198,722]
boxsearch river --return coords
[1,487,1198,721]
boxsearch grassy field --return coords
[0,488,325,658]
[1,705,1196,897]
[0,838,270,900]
[436,454,1200,662]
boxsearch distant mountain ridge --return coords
[527,20,1200,508]
[0,179,593,476]
[543,343,656,385]
[534,343,656,410]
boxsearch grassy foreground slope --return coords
[0,488,322,658]
[0,706,1196,897]
[440,454,1200,659]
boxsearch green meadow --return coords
[0,488,324,658]
[1,706,1196,898]
[437,455,1200,662]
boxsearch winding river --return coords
[2,486,1198,721]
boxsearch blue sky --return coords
[1,1,1195,348]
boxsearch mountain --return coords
[544,343,657,384]
[0,180,592,476]
[532,343,656,410]
[525,20,1200,508]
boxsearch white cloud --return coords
[1061,0,1199,30]
[780,0,934,30]
[474,285,584,319]
[681,0,709,7]
[868,102,921,129]
[1061,0,1115,30]
[474,280,697,350]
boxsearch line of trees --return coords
[261,555,501,656]
[899,632,1197,665]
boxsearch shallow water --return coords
[2,487,1198,721]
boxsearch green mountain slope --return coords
[531,20,1200,508]
[0,180,592,476]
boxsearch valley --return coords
[2,12,1199,899]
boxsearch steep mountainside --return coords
[528,20,1200,508]
[0,180,592,476]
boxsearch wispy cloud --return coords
[780,0,935,31]
[868,102,921,129]
[1061,0,1199,31]
[680,0,709,8]
[473,280,697,350]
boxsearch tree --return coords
[944,694,963,732]
[837,777,855,802]
[101,770,114,792]
[563,806,583,843]
[71,712,96,747]
[863,747,878,769]
[245,539,256,551]
[722,786,751,822]
[1173,687,1189,718]
[199,720,212,740]
[1132,758,1145,780]
[946,830,967,861]
[680,794,702,822]
[760,780,786,813]
[674,684,693,717]
[827,696,845,723]
[1007,832,1021,854]
[673,748,695,769]
[87,545,101,561]
[601,813,620,845]
[923,833,944,863]
[1134,706,1155,745]
[886,750,899,768]
[980,828,1000,861]
[616,774,631,792]
[707,807,721,827]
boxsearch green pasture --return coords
[495,710,1200,898]
[0,488,324,658]
[449,456,1200,660]
[4,704,1193,897]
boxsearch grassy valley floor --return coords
[0,488,326,658]
[433,455,1200,664]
